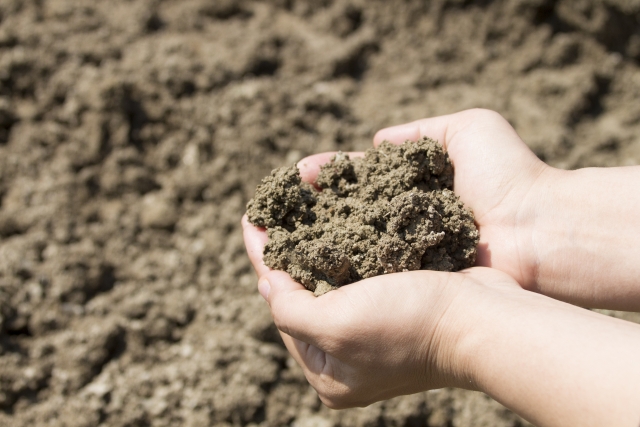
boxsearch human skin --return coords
[371,109,640,311]
[241,108,640,425]
[240,235,640,426]
[297,108,640,311]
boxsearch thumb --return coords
[260,270,336,349]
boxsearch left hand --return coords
[242,215,519,408]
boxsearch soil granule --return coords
[247,138,478,295]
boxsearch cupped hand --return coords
[242,215,521,408]
[241,108,551,406]
[299,109,551,290]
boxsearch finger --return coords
[373,115,453,148]
[279,331,309,367]
[297,152,364,184]
[373,109,530,162]
[279,331,328,378]
[241,214,271,277]
[261,270,338,349]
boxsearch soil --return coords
[0,0,639,426]
[247,138,478,295]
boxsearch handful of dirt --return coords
[247,137,479,296]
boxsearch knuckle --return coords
[312,370,376,410]
[316,382,351,409]
[321,397,350,410]
[318,388,370,410]
[308,363,377,410]
[319,395,342,410]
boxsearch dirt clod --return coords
[247,137,479,295]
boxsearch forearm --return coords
[530,166,640,310]
[457,284,640,427]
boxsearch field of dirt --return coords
[1,0,639,426]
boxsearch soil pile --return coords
[247,138,478,295]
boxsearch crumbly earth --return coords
[247,138,478,295]
[1,1,640,426]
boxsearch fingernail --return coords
[258,278,271,302]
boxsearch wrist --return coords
[434,270,553,392]
[423,272,507,391]
[525,166,640,309]
[516,164,570,292]
[447,271,640,426]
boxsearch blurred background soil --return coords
[0,0,639,426]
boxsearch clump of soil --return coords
[247,137,479,295]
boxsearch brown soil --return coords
[247,138,478,296]
[1,0,639,426]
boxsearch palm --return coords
[433,112,547,287]
[298,109,548,287]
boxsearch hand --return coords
[299,108,550,289]
[243,215,516,407]
[298,108,640,310]
[372,109,640,310]
[242,220,640,426]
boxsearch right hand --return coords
[371,109,640,311]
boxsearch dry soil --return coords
[247,138,478,295]
[1,0,640,426]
